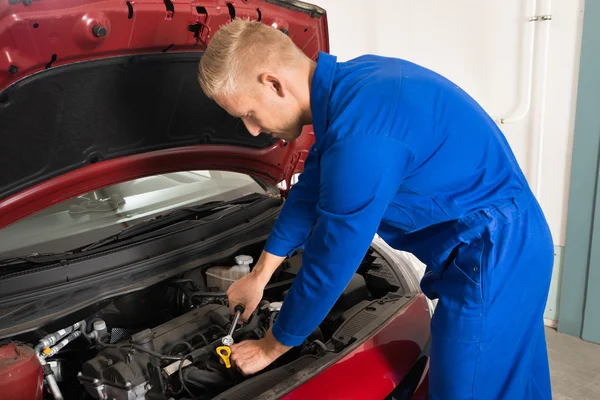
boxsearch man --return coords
[197,19,554,399]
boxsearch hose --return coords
[184,367,228,388]
[37,355,64,400]
[46,373,64,400]
[207,310,230,328]
[45,331,82,357]
[170,278,198,289]
[179,354,197,400]
[79,320,92,344]
[36,320,86,350]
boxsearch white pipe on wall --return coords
[533,0,553,197]
[494,0,538,125]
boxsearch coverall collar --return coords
[310,51,337,138]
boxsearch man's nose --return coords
[242,119,261,137]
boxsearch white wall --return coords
[315,0,585,247]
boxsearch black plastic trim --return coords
[385,355,429,400]
[0,197,282,338]
[263,0,325,18]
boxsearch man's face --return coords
[213,74,305,143]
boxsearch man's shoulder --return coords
[329,56,398,107]
[330,53,438,105]
[327,55,406,130]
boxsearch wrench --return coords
[221,304,245,347]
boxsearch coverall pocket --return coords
[439,238,485,306]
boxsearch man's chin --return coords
[278,132,302,142]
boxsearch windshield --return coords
[0,171,266,258]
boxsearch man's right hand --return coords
[226,250,286,321]
[226,272,265,321]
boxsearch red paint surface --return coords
[283,295,431,400]
[0,0,326,227]
[0,0,329,90]
[0,343,43,400]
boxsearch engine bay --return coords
[1,242,410,400]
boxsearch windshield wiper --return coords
[0,193,267,267]
[76,193,264,252]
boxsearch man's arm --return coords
[231,133,414,375]
[263,147,320,258]
[226,146,320,320]
[272,133,414,345]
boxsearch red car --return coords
[0,1,432,399]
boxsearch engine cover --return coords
[79,304,230,399]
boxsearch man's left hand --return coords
[231,328,291,375]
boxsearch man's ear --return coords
[259,72,285,98]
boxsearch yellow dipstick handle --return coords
[216,346,232,369]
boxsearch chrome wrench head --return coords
[221,335,234,347]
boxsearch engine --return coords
[71,251,325,399]
[79,304,236,399]
[0,245,402,400]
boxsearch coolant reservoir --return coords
[206,255,253,291]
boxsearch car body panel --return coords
[281,295,430,400]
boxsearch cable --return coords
[94,340,183,361]
[129,344,183,361]
[179,354,197,400]
[310,339,336,354]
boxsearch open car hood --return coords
[0,0,328,229]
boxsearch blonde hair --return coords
[198,18,304,98]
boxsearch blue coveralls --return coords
[264,51,554,399]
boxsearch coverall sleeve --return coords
[271,134,415,346]
[263,147,320,257]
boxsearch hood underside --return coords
[0,52,279,199]
[0,0,328,228]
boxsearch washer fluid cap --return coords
[235,255,253,265]
[268,301,283,312]
[93,320,107,331]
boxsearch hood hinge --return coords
[280,150,306,197]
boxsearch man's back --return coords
[315,52,535,262]
[315,53,553,399]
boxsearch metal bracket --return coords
[529,15,553,22]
